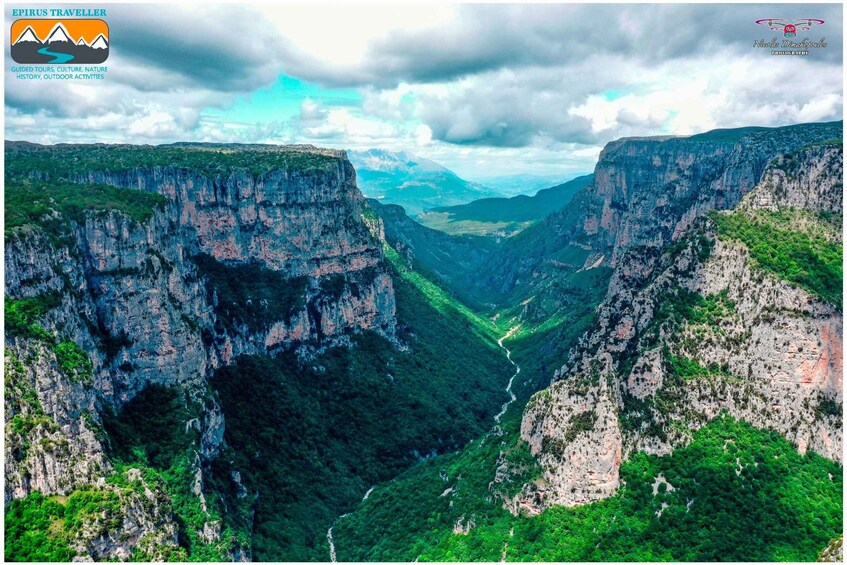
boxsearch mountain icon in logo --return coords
[14,26,41,44]
[10,19,109,64]
[91,34,108,50]
[45,22,73,43]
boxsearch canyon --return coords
[4,121,843,561]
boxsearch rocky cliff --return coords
[478,122,841,295]
[517,135,842,512]
[4,142,397,559]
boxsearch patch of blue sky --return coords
[600,88,628,101]
[204,74,363,126]
[400,91,418,105]
[662,110,682,135]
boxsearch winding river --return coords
[37,46,74,63]
[326,327,521,560]
[494,326,521,424]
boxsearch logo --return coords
[755,18,825,38]
[11,19,108,64]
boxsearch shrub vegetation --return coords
[334,415,843,562]
[713,210,842,306]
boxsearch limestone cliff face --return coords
[740,143,844,215]
[519,377,622,509]
[67,468,184,561]
[5,342,107,503]
[4,143,397,558]
[581,137,737,259]
[473,122,841,322]
[574,122,842,265]
[67,154,384,279]
[7,146,395,391]
[518,138,842,513]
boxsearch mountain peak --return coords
[347,148,501,215]
[45,22,73,43]
[348,148,448,175]
[91,33,108,49]
[13,26,42,45]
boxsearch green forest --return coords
[207,257,514,561]
[5,142,340,181]
[334,415,843,561]
[713,209,842,306]
[4,252,518,562]
[5,178,167,241]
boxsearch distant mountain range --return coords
[347,149,502,216]
[467,173,583,197]
[417,174,594,237]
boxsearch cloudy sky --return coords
[4,2,843,179]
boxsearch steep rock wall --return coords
[576,122,841,264]
[473,122,841,322]
[517,139,843,513]
[4,144,398,559]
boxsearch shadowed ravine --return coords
[326,326,521,561]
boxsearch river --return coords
[37,46,75,63]
[326,326,521,560]
[327,486,375,561]
[494,325,521,424]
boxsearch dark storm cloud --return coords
[282,3,842,88]
[3,2,296,143]
[356,3,842,149]
[415,66,605,147]
[4,3,288,117]
[412,51,842,148]
[103,4,287,91]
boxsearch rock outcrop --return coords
[68,471,184,562]
[561,121,841,266]
[517,133,843,513]
[4,142,398,558]
[470,121,841,332]
[819,536,844,562]
[520,376,622,508]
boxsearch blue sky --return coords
[203,76,362,126]
[5,3,843,179]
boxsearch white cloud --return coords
[799,93,844,123]
[569,96,625,134]
[4,3,842,178]
[127,109,180,138]
[414,124,432,146]
[303,108,395,141]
